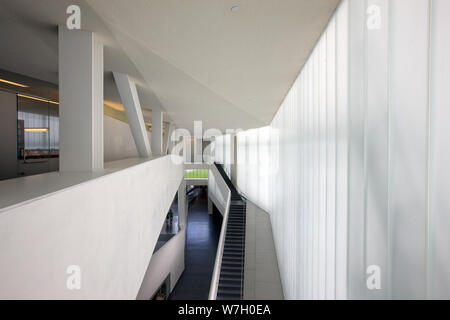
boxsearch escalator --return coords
[214,163,246,300]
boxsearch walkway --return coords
[169,188,222,300]
[243,201,283,300]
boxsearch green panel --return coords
[185,169,209,179]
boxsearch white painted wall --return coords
[104,115,151,162]
[0,156,183,299]
[208,166,229,216]
[228,0,450,300]
[208,164,231,299]
[137,229,185,300]
[186,179,208,186]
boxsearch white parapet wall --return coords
[207,165,229,217]
[136,229,186,300]
[0,156,183,299]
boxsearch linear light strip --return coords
[17,93,59,105]
[24,128,49,133]
[0,78,29,88]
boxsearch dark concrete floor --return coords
[169,188,222,300]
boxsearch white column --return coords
[208,198,213,216]
[164,123,175,155]
[113,72,151,158]
[184,137,192,164]
[193,121,203,163]
[178,180,187,229]
[58,26,104,172]
[151,110,163,156]
[193,137,203,163]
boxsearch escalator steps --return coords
[214,163,247,300]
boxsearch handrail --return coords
[208,164,231,300]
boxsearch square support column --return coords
[151,110,163,156]
[58,26,104,172]
[164,123,175,155]
[178,179,187,229]
[208,198,213,216]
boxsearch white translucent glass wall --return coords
[345,0,450,300]
[257,127,271,211]
[388,0,430,299]
[429,0,450,299]
[236,133,247,194]
[247,129,259,205]
[233,0,450,300]
[235,1,349,299]
[223,134,232,177]
[236,128,272,213]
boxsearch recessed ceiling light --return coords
[231,6,239,12]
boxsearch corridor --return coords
[169,188,222,300]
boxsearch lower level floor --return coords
[169,188,222,300]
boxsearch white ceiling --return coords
[0,0,339,132]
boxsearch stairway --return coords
[214,163,246,300]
